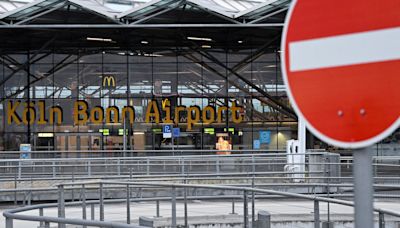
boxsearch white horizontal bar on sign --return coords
[289,27,400,72]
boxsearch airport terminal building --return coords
[0,0,397,152]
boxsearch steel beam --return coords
[194,49,296,119]
[184,52,295,119]
[0,23,284,29]
[131,1,185,24]
[248,7,288,24]
[185,2,242,25]
[183,32,296,119]
[0,37,56,88]
[15,3,67,25]
[1,54,78,101]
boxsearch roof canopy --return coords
[0,0,289,24]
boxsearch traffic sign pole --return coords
[172,133,174,151]
[353,147,373,228]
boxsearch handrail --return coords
[0,151,317,162]
[0,149,286,154]
[4,180,400,228]
[3,204,145,228]
[78,180,400,217]
[1,182,400,194]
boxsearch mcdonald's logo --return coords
[102,75,116,88]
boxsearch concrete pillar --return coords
[257,210,271,228]
[297,117,306,154]
[322,221,334,228]
[139,217,154,227]
[5,217,13,228]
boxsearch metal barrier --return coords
[4,180,400,228]
[7,151,400,180]
[0,152,336,179]
[2,152,400,205]
[0,149,285,159]
[2,152,400,227]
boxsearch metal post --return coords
[325,157,331,223]
[171,187,177,228]
[99,183,104,221]
[146,158,150,175]
[379,212,385,228]
[314,200,320,228]
[88,161,91,176]
[172,132,175,151]
[123,117,127,151]
[57,185,65,228]
[18,161,21,179]
[251,155,255,173]
[117,159,121,176]
[184,186,188,228]
[257,210,271,228]
[231,199,236,214]
[14,174,17,205]
[71,172,75,202]
[216,158,220,174]
[126,185,131,224]
[28,191,31,205]
[22,192,26,206]
[243,190,248,228]
[181,158,185,175]
[39,208,44,228]
[252,179,255,227]
[44,222,50,228]
[90,204,95,220]
[72,166,75,183]
[156,200,160,217]
[353,148,373,228]
[52,161,56,177]
[6,218,13,228]
[81,184,87,228]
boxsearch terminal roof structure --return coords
[0,0,289,25]
[0,0,296,120]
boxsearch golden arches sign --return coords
[102,76,116,88]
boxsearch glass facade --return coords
[0,46,298,151]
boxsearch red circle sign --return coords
[281,0,400,148]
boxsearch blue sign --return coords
[253,140,261,149]
[19,144,31,159]
[173,128,180,137]
[163,125,172,133]
[20,153,29,159]
[162,125,172,138]
[259,131,271,144]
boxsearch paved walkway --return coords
[1,199,400,228]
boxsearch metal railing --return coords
[0,149,285,159]
[0,152,336,179]
[4,180,400,228]
[2,152,400,205]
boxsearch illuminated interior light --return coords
[187,36,212,41]
[86,37,114,43]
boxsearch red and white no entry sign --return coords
[281,0,400,148]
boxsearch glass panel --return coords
[0,40,294,151]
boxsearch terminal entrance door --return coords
[34,135,55,151]
[55,133,102,157]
